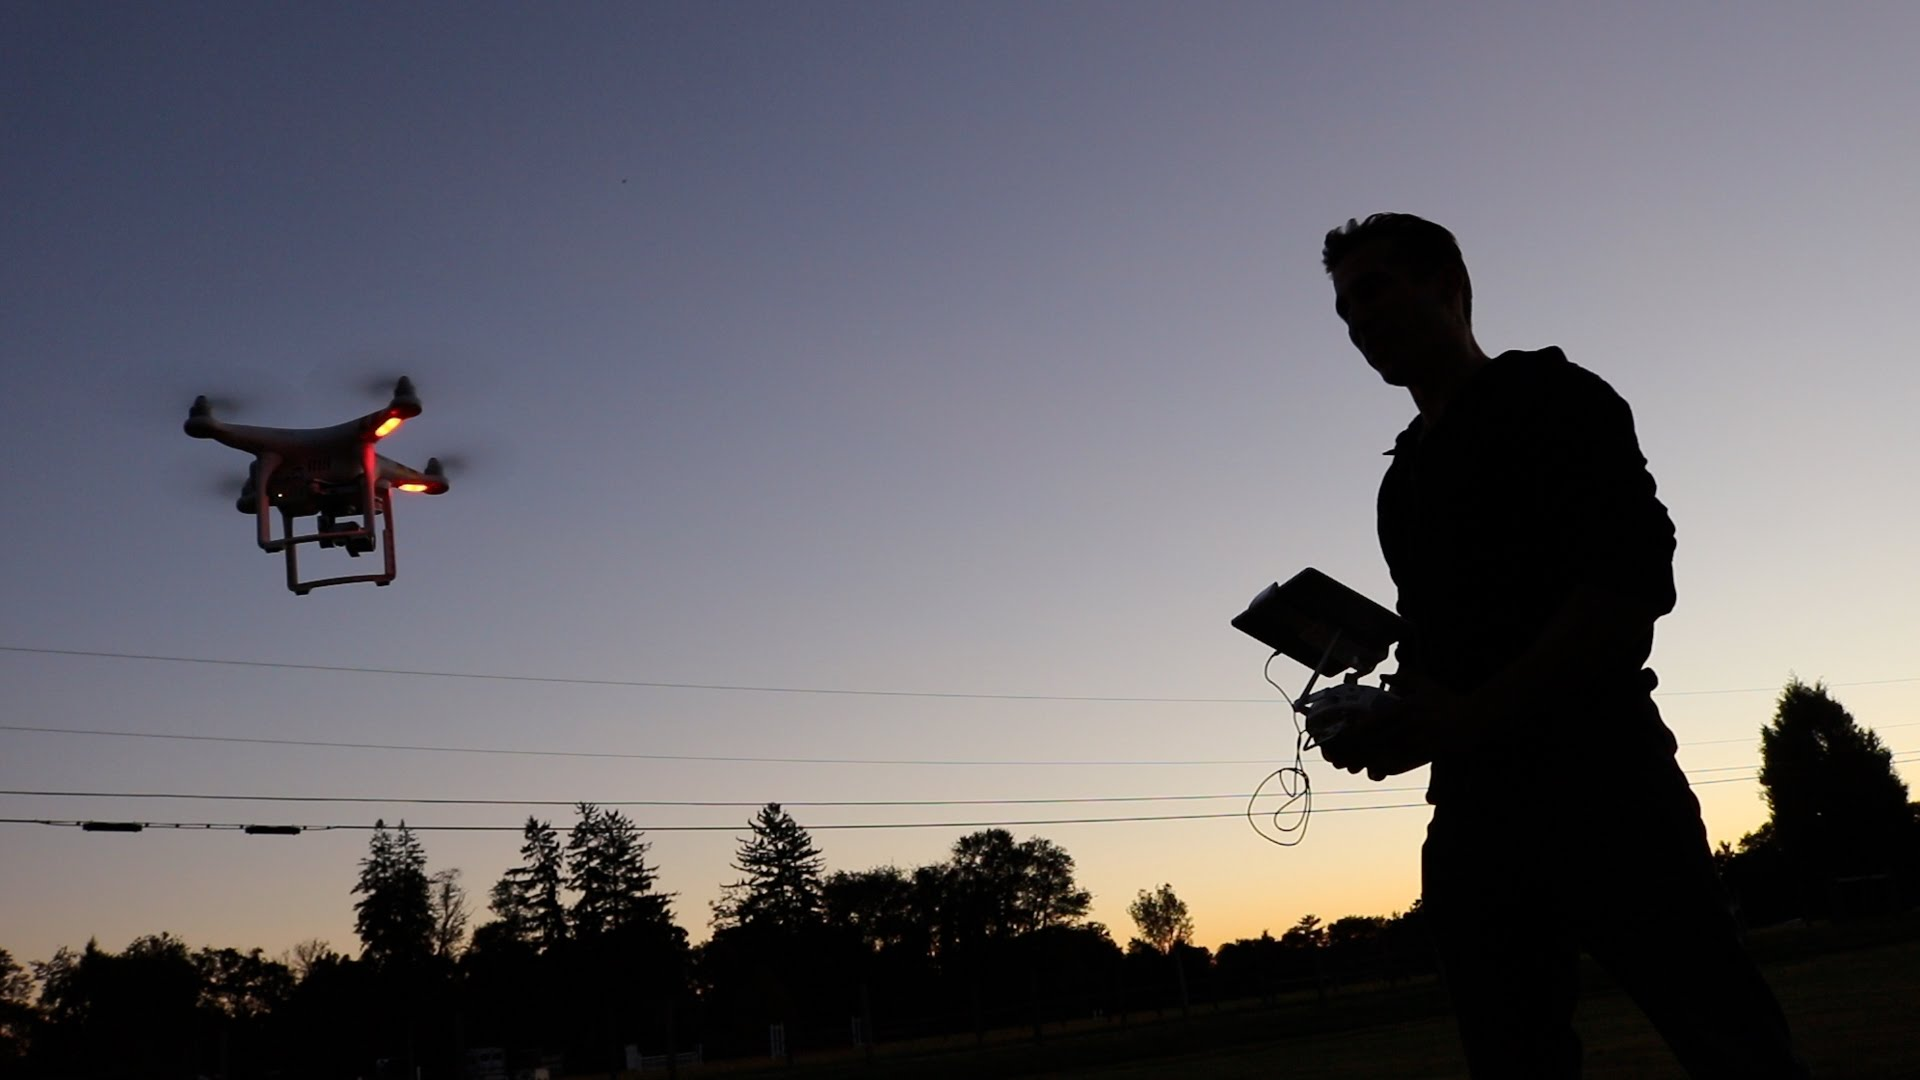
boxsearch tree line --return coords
[1,679,1913,1077]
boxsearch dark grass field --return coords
[695,917,1920,1079]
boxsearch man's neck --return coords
[1409,343,1491,428]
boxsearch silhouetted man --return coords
[1318,213,1809,1079]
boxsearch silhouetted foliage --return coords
[940,829,1092,951]
[824,865,925,955]
[559,803,689,1072]
[352,819,435,968]
[1282,913,1326,949]
[711,802,825,934]
[1722,679,1918,921]
[193,945,293,1019]
[1127,883,1194,954]
[566,803,674,939]
[1761,680,1912,878]
[428,867,470,960]
[0,948,33,1069]
[7,823,1459,1074]
[700,806,833,1057]
[29,935,203,1075]
[487,816,569,952]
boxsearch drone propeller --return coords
[187,393,249,417]
[167,463,251,505]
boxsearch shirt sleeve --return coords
[1534,371,1677,618]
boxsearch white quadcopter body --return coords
[183,376,450,595]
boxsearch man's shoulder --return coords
[1488,347,1632,416]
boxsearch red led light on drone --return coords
[374,415,404,438]
[398,483,430,493]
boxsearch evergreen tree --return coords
[351,819,434,967]
[0,947,33,1067]
[712,803,826,934]
[565,803,675,939]
[487,816,569,951]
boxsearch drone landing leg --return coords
[254,452,283,552]
[282,509,306,595]
[283,489,397,595]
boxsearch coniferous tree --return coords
[565,803,675,939]
[712,803,826,934]
[486,816,569,951]
[561,804,686,1073]
[351,819,434,968]
[0,947,33,1067]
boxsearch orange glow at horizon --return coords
[374,416,404,438]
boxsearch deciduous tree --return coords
[1758,679,1914,892]
[1127,884,1194,955]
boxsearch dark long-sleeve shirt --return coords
[1377,347,1680,803]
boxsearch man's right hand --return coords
[1312,689,1441,780]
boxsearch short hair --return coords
[1322,213,1472,323]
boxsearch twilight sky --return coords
[4,3,1918,968]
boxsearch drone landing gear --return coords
[273,490,397,596]
[247,445,401,595]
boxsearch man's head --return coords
[1323,213,1478,388]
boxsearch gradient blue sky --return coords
[5,3,1918,968]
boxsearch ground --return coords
[687,917,1920,1079]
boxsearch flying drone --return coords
[184,376,449,595]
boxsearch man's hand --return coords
[1314,671,1471,781]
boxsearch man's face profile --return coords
[1330,242,1466,388]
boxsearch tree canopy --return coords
[1759,678,1913,881]
[1127,884,1194,955]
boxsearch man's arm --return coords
[1429,584,1658,749]
[1338,364,1675,778]
[1326,587,1655,778]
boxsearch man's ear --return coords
[1436,266,1470,324]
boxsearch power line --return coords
[0,724,1283,766]
[14,753,1918,836]
[0,786,1430,807]
[0,645,1271,704]
[0,804,1437,834]
[18,751,1918,809]
[5,721,1914,768]
[9,643,1920,703]
[8,755,1911,828]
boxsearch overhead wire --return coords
[8,757,1907,833]
[8,643,1920,702]
[0,645,1272,704]
[6,721,1912,767]
[0,786,1433,806]
[0,804,1438,834]
[0,724,1289,766]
